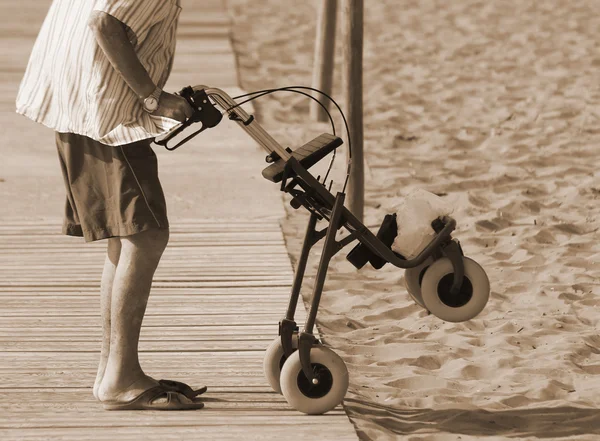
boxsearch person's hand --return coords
[153,91,194,123]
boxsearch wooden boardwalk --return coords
[0,0,359,439]
[0,220,359,440]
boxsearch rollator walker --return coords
[156,85,491,415]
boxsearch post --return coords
[310,0,337,122]
[342,0,364,222]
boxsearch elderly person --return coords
[16,0,205,410]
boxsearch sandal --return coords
[102,385,205,411]
[158,379,207,399]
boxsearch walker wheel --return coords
[420,257,490,322]
[264,334,298,394]
[280,345,349,415]
[403,257,435,308]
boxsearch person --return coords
[15,0,205,410]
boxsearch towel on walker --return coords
[391,189,454,260]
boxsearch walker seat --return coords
[262,133,343,183]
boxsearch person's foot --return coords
[94,373,207,401]
[102,385,205,411]
[93,368,107,400]
[93,355,109,400]
[93,379,102,401]
[98,373,205,411]
[97,373,158,403]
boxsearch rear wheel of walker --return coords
[420,257,490,322]
[280,345,349,415]
[264,335,298,394]
[404,257,435,308]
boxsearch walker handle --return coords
[155,87,223,150]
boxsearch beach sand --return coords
[226,0,600,439]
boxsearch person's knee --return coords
[124,228,169,259]
[107,238,121,264]
[149,228,170,252]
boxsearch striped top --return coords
[16,0,182,146]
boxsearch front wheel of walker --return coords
[264,335,298,394]
[280,345,349,415]
[421,257,490,322]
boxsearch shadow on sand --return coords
[344,398,600,440]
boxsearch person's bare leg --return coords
[97,228,169,403]
[93,238,122,399]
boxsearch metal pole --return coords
[342,0,364,221]
[310,0,338,122]
[285,213,318,321]
[304,192,346,334]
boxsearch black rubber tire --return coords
[421,257,490,322]
[280,346,349,415]
[403,257,435,308]
[263,335,298,394]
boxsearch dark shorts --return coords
[55,132,169,242]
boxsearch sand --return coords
[226,0,600,439]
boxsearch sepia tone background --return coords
[3,0,600,440]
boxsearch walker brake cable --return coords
[228,86,353,190]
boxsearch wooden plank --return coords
[0,313,301,327]
[0,395,293,411]
[0,230,283,238]
[0,288,292,296]
[0,259,291,266]
[0,292,291,301]
[0,373,276,389]
[0,268,292,277]
[0,306,291,317]
[0,286,294,295]
[0,248,289,256]
[0,385,274,393]
[0,427,358,441]
[0,350,263,366]
[0,274,291,283]
[0,244,286,251]
[0,253,290,260]
[0,306,287,320]
[0,390,291,410]
[0,235,285,244]
[0,243,287,251]
[0,292,297,304]
[0,412,352,428]
[0,311,301,322]
[0,218,278,226]
[0,280,291,288]
[0,324,275,338]
[0,340,274,352]
[1,296,290,306]
[0,263,291,271]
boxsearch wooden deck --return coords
[0,0,360,439]
[0,220,359,440]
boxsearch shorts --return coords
[55,132,169,242]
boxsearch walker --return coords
[156,85,491,415]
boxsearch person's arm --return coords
[88,11,192,122]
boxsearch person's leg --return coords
[97,228,169,403]
[56,133,203,406]
[93,237,121,399]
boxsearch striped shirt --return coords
[16,0,182,146]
